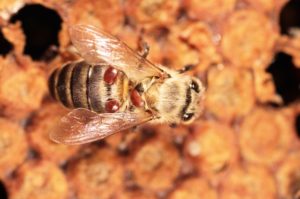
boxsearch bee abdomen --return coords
[48,61,128,112]
[48,61,91,109]
[48,63,75,108]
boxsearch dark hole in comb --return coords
[0,180,8,199]
[0,29,13,56]
[10,4,62,61]
[266,52,300,106]
[280,0,300,35]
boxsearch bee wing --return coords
[49,108,153,145]
[69,24,164,82]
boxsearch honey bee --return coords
[49,25,204,145]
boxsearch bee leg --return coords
[138,39,150,59]
[137,28,150,59]
[178,64,196,73]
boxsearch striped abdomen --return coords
[48,61,129,113]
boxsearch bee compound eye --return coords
[190,80,200,93]
[182,113,194,121]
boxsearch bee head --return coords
[154,75,205,124]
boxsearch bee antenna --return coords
[178,64,196,73]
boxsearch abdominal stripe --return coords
[57,63,74,108]
[88,65,105,112]
[71,62,90,109]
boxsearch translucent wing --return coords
[69,24,164,82]
[49,108,153,145]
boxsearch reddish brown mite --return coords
[105,99,120,113]
[130,89,144,107]
[104,66,119,85]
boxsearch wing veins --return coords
[69,24,164,81]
